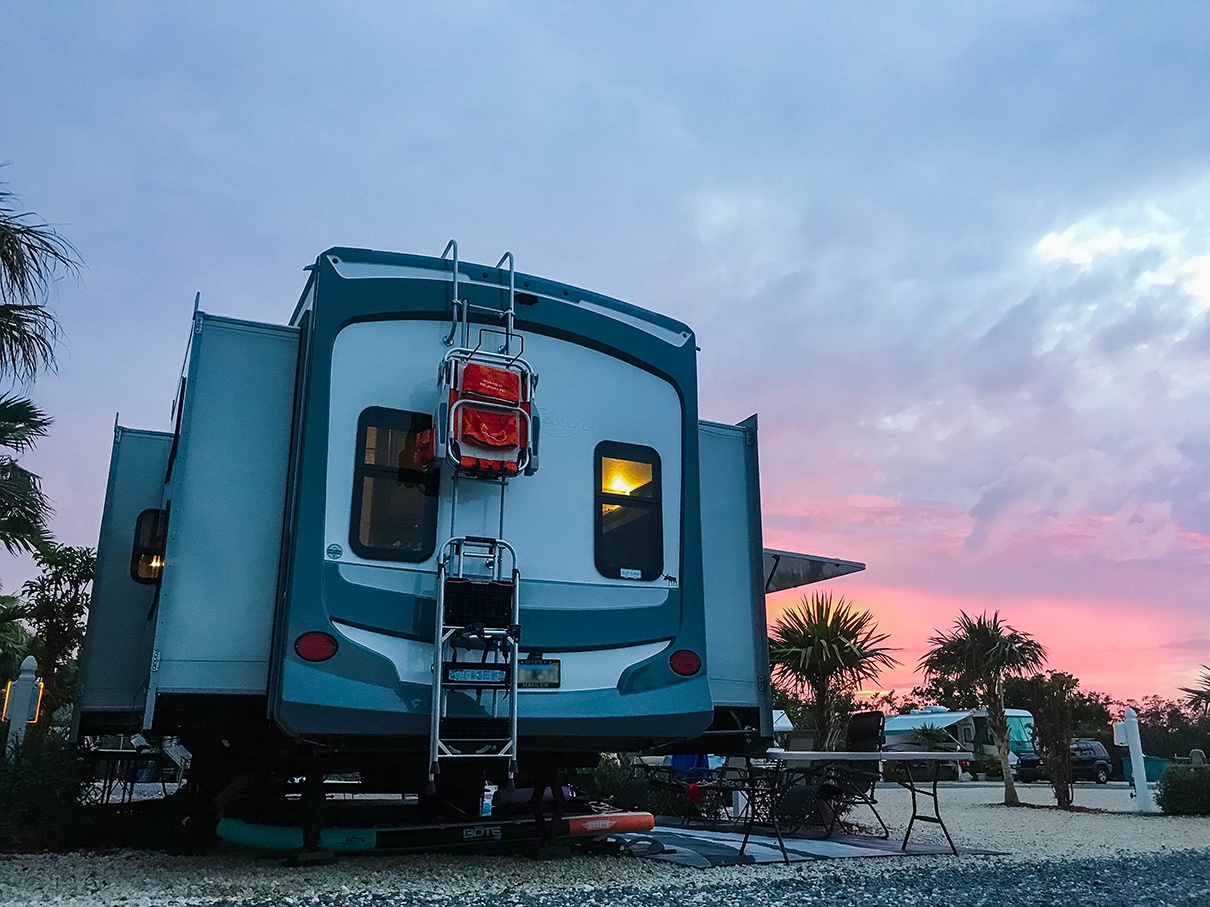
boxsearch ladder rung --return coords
[448,627,515,648]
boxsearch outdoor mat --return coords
[614,825,977,868]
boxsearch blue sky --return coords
[4,2,1210,698]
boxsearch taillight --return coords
[295,632,338,662]
[669,650,701,676]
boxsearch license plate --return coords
[518,659,560,689]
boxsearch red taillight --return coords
[669,649,701,676]
[295,632,338,662]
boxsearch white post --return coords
[3,656,40,750]
[1120,707,1157,813]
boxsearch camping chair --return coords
[612,775,652,812]
[643,756,731,826]
[818,711,890,839]
[737,759,834,862]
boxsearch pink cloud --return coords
[763,493,1210,701]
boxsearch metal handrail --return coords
[496,252,515,353]
[441,239,462,347]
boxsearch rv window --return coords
[594,441,662,581]
[349,408,439,562]
[130,508,168,584]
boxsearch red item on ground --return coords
[565,812,655,836]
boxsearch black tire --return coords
[1094,765,1110,784]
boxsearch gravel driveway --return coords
[3,783,1208,907]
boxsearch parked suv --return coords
[1017,738,1112,784]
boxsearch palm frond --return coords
[0,455,51,554]
[0,593,30,623]
[0,175,80,379]
[918,611,1047,696]
[1180,666,1210,717]
[769,592,899,695]
[0,393,51,452]
[0,303,58,379]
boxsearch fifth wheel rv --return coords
[73,242,864,822]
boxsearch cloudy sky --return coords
[4,2,1208,701]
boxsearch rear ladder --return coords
[427,243,537,794]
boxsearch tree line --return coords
[770,592,1210,808]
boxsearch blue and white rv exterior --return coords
[280,245,713,762]
[74,243,862,802]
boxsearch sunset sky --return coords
[3,3,1208,701]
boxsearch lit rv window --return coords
[349,408,439,562]
[130,508,168,584]
[594,441,662,581]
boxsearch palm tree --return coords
[0,394,52,553]
[0,593,31,680]
[918,612,1046,806]
[909,722,954,752]
[769,592,898,750]
[0,177,78,554]
[1181,666,1210,718]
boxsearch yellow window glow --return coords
[601,457,653,496]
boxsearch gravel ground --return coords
[2,783,1208,907]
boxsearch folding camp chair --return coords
[737,759,835,862]
[642,757,731,826]
[818,711,890,839]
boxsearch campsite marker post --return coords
[1115,707,1157,813]
[2,656,42,750]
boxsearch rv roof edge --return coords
[307,246,695,347]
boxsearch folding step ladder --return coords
[427,535,521,792]
[426,242,537,795]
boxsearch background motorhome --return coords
[884,706,1034,778]
[885,707,1033,754]
[974,708,1036,765]
[884,707,976,753]
[73,244,865,818]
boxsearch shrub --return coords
[584,752,634,801]
[0,733,96,849]
[1155,765,1210,816]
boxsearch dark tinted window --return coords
[594,441,662,581]
[350,408,439,562]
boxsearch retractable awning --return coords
[762,549,866,594]
[884,711,972,734]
